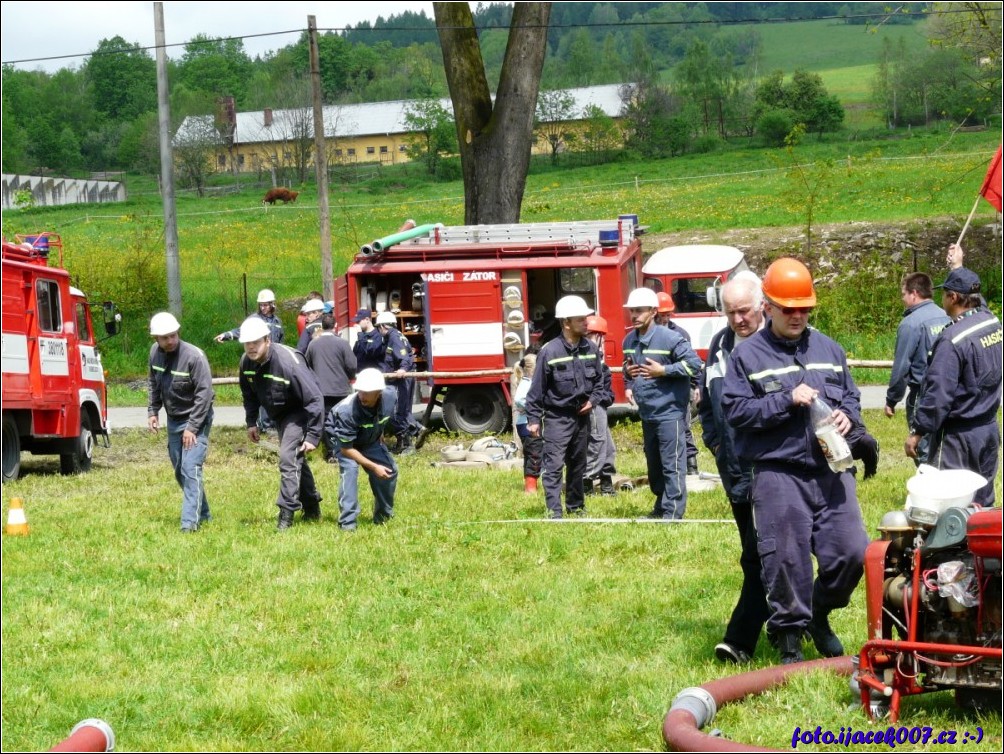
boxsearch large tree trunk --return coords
[434,2,551,224]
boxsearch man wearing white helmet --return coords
[325,368,399,530]
[525,295,606,518]
[214,288,285,344]
[622,287,703,520]
[296,297,326,354]
[238,316,325,530]
[147,312,215,533]
[216,289,285,432]
[375,310,420,455]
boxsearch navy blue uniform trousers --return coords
[542,412,590,517]
[751,464,867,636]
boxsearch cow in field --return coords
[263,188,299,205]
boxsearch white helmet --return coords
[354,368,386,392]
[301,298,324,313]
[375,311,397,326]
[257,289,276,304]
[238,316,271,342]
[554,295,594,319]
[624,287,659,309]
[506,309,525,327]
[149,311,180,336]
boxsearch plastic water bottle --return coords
[810,395,853,472]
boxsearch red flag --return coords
[979,145,1002,213]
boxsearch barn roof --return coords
[174,84,627,146]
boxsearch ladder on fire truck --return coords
[413,218,639,247]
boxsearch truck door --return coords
[423,271,504,377]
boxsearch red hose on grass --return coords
[49,719,114,752]
[663,656,854,752]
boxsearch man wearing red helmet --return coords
[655,291,701,475]
[584,315,617,496]
[722,258,868,665]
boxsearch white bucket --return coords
[905,464,986,525]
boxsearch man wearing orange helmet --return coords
[655,291,701,475]
[584,315,617,496]
[721,258,868,665]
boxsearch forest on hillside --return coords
[1,1,999,179]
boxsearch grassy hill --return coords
[755,17,930,73]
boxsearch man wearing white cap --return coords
[622,287,703,520]
[296,298,326,354]
[238,316,325,530]
[215,288,285,344]
[147,312,215,533]
[525,295,606,518]
[325,368,399,530]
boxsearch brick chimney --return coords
[264,108,273,127]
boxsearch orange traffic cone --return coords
[5,497,29,536]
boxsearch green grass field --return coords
[755,17,930,74]
[2,410,1001,750]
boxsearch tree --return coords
[754,69,844,139]
[85,36,157,121]
[573,103,622,164]
[403,98,457,175]
[434,2,551,224]
[173,116,222,196]
[177,35,253,104]
[621,79,688,158]
[534,89,577,165]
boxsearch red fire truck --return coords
[2,233,120,481]
[641,244,750,358]
[337,217,747,436]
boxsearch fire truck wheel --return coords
[2,413,20,482]
[442,386,509,436]
[60,412,94,475]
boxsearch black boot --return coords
[390,435,404,454]
[687,457,699,475]
[771,631,804,665]
[277,508,295,531]
[583,478,596,496]
[600,475,615,496]
[807,608,845,657]
[398,434,415,456]
[302,499,321,522]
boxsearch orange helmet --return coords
[762,257,816,307]
[656,291,676,314]
[585,314,608,334]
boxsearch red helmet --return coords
[656,291,676,314]
[585,315,608,334]
[762,258,816,307]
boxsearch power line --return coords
[1,6,983,69]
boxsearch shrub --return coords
[757,109,795,147]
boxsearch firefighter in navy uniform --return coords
[375,310,419,455]
[238,317,325,530]
[907,266,1003,506]
[525,295,606,519]
[721,258,868,664]
[656,291,701,475]
[698,273,769,664]
[352,308,385,371]
[623,287,704,520]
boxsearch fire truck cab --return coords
[2,233,120,481]
[641,244,749,359]
[336,218,645,435]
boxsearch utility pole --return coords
[308,15,334,299]
[154,2,181,315]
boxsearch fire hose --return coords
[49,719,114,752]
[663,656,853,752]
